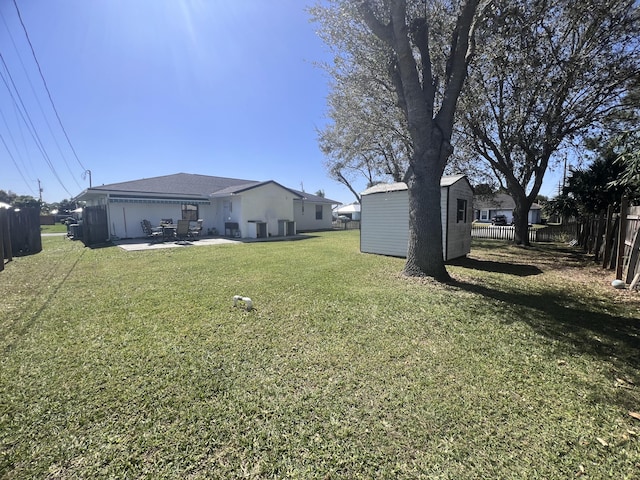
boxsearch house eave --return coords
[77,188,210,204]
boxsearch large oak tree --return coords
[459,0,640,245]
[313,0,483,280]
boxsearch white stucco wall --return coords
[106,202,180,239]
[237,183,296,238]
[106,200,216,239]
[293,201,333,231]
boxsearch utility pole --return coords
[37,179,43,202]
[83,169,92,187]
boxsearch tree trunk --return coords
[403,151,450,281]
[358,0,479,281]
[511,194,532,246]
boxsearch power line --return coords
[0,105,32,183]
[0,7,82,190]
[11,0,88,174]
[0,131,36,195]
[0,54,72,197]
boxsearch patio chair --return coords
[141,220,163,241]
[189,219,203,238]
[175,219,190,243]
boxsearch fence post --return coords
[0,209,5,271]
[594,211,605,262]
[1,208,12,265]
[602,205,615,269]
[626,228,640,283]
[616,197,629,280]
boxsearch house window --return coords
[480,209,489,221]
[457,199,467,223]
[182,203,198,221]
[315,204,323,220]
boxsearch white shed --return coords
[360,174,473,261]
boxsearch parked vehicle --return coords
[491,215,508,226]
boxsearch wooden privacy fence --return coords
[332,220,361,230]
[0,208,10,271]
[616,202,640,285]
[569,198,640,287]
[80,205,109,247]
[0,207,42,271]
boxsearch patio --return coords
[113,234,312,251]
[114,237,241,251]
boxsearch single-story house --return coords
[360,174,473,261]
[473,193,542,224]
[74,173,339,241]
[333,202,360,221]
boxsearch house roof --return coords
[334,203,360,214]
[291,189,339,205]
[361,174,469,196]
[210,180,303,199]
[75,173,340,204]
[88,172,257,197]
[473,193,542,210]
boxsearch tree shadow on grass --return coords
[453,278,640,374]
[447,256,543,277]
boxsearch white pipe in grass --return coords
[233,295,253,311]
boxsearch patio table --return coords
[161,224,177,241]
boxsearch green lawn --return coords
[40,223,68,234]
[1,231,639,478]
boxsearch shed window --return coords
[315,204,323,220]
[457,199,467,223]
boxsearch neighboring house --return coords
[360,174,473,261]
[473,193,542,224]
[333,202,361,220]
[74,173,339,240]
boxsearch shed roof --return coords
[361,174,469,196]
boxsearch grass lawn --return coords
[1,231,639,478]
[40,223,68,234]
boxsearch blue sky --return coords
[1,0,563,205]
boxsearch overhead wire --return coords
[11,0,88,174]
[0,104,32,183]
[0,131,35,195]
[10,83,37,180]
[0,53,73,197]
[0,7,82,190]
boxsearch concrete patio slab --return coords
[115,237,241,251]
